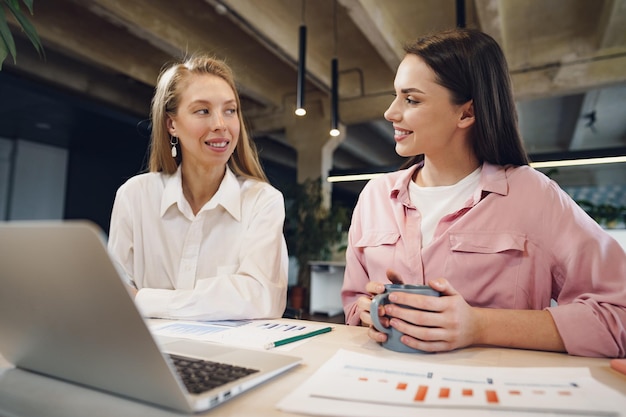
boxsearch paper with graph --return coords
[150,319,332,351]
[277,349,625,417]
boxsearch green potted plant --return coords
[283,177,349,310]
[1,0,43,69]
[597,203,621,229]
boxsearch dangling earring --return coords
[170,136,179,158]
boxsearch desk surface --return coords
[1,319,625,417]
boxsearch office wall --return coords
[0,138,68,221]
[0,138,12,220]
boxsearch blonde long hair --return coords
[148,54,267,182]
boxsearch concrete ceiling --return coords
[3,0,626,199]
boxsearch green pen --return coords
[264,326,333,349]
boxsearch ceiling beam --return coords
[473,0,505,47]
[24,0,166,86]
[339,0,403,71]
[511,51,626,100]
[89,0,297,108]
[597,0,626,48]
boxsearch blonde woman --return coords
[108,55,288,320]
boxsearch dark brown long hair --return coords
[402,28,528,168]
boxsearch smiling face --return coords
[167,73,240,170]
[384,54,472,161]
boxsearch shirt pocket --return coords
[354,232,401,275]
[449,232,526,254]
[445,232,528,308]
[354,231,400,248]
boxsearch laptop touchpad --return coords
[160,340,233,360]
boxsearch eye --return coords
[225,108,237,116]
[405,97,419,105]
[195,108,209,115]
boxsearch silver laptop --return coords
[0,220,301,413]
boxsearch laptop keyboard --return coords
[169,354,260,394]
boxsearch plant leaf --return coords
[20,0,34,15]
[0,6,17,63]
[0,43,8,69]
[5,0,43,55]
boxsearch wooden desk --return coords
[1,320,625,417]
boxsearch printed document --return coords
[277,349,625,417]
[150,319,332,351]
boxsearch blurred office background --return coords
[1,0,625,231]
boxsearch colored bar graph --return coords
[486,390,499,404]
[414,385,428,402]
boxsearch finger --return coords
[388,292,443,313]
[388,319,457,353]
[389,316,445,342]
[356,295,372,314]
[399,335,455,353]
[365,281,386,295]
[386,304,444,329]
[368,326,388,343]
[360,309,373,326]
[386,269,404,284]
[428,277,458,297]
[358,297,390,326]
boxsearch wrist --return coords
[472,307,489,346]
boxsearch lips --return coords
[204,139,230,149]
[393,127,413,140]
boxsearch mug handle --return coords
[370,293,392,335]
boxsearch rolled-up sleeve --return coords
[541,182,626,358]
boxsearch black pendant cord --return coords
[295,0,307,116]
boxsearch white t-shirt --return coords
[409,167,482,247]
[107,166,288,320]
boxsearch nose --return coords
[211,113,227,131]
[384,96,399,122]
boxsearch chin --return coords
[395,145,413,158]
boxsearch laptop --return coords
[0,220,301,413]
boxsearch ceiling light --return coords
[295,1,307,117]
[327,155,626,183]
[329,0,340,136]
[530,156,626,168]
[330,58,339,136]
[327,173,383,183]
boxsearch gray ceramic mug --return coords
[370,284,441,353]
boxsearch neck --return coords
[181,163,226,215]
[415,153,480,187]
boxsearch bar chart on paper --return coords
[300,350,621,416]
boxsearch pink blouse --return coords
[342,162,626,358]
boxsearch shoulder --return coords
[505,165,568,198]
[238,176,284,203]
[505,164,550,184]
[359,167,414,200]
[118,171,162,189]
[115,171,167,198]
[503,165,592,226]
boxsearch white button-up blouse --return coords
[107,166,288,320]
